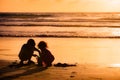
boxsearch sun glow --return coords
[110,64,120,67]
[108,0,120,8]
[110,0,120,5]
[0,0,120,12]
[112,31,120,36]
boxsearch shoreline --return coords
[1,36,120,38]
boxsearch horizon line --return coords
[0,12,120,13]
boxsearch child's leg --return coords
[37,56,43,66]
[27,59,35,64]
[19,60,24,65]
[46,62,52,67]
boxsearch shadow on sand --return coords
[0,60,47,80]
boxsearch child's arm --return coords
[33,47,42,57]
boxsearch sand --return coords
[0,60,120,80]
[1,37,120,80]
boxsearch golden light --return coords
[112,31,120,36]
[108,0,120,8]
[110,64,120,67]
[109,0,120,5]
[0,0,120,12]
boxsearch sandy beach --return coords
[1,1,120,79]
[1,37,120,80]
[1,60,120,80]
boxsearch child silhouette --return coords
[18,39,40,66]
[37,41,55,67]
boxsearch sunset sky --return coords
[0,0,120,12]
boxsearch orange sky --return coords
[0,0,120,12]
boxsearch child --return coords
[37,41,55,67]
[18,39,40,66]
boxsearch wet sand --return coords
[1,60,120,80]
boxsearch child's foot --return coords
[27,60,35,65]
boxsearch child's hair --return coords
[38,41,47,49]
[27,39,35,46]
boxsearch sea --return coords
[1,12,120,38]
[1,12,120,65]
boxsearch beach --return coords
[1,37,120,80]
[1,60,120,80]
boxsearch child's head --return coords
[38,41,47,49]
[27,39,35,46]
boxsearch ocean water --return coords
[1,12,120,37]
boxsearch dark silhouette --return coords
[54,63,77,67]
[18,39,40,66]
[0,65,47,80]
[37,41,55,67]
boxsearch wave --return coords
[1,12,120,28]
[0,23,120,27]
[0,12,54,18]
[1,34,120,38]
[1,12,120,38]
[0,30,120,38]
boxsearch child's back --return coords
[19,43,34,61]
[41,48,55,67]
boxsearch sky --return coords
[0,0,120,12]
